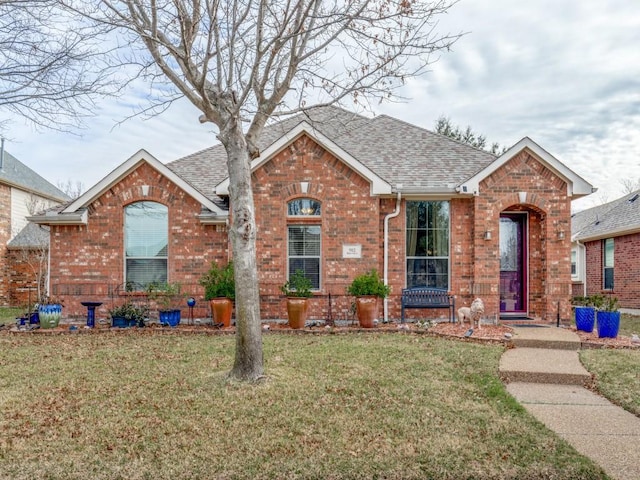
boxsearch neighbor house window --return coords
[287,198,321,289]
[603,238,614,290]
[571,249,578,278]
[406,201,450,289]
[125,201,168,289]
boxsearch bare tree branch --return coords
[0,0,121,132]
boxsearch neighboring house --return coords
[0,144,70,306]
[29,107,594,322]
[571,190,640,308]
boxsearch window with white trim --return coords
[125,201,168,289]
[287,198,321,289]
[571,249,578,278]
[406,201,450,289]
[603,238,614,290]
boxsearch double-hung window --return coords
[287,198,321,289]
[406,201,450,289]
[124,201,168,290]
[603,238,614,290]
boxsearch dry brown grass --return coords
[0,332,607,479]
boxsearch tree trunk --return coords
[220,120,264,382]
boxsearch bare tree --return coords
[49,0,461,381]
[56,179,85,200]
[620,178,640,195]
[0,0,117,132]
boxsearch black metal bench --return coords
[401,287,456,323]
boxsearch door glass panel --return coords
[500,215,526,313]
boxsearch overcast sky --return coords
[2,0,639,211]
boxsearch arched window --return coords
[124,201,168,289]
[287,198,321,289]
[287,198,321,216]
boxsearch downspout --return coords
[383,190,402,323]
[0,137,4,170]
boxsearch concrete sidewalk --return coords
[500,326,640,480]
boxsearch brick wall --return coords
[49,162,229,319]
[472,150,573,322]
[252,135,382,320]
[6,247,46,308]
[45,139,576,323]
[584,233,640,308]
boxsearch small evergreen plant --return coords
[347,269,390,298]
[281,270,313,298]
[200,261,236,300]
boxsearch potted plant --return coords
[147,282,183,327]
[109,301,149,328]
[573,295,595,333]
[347,269,390,328]
[38,295,64,329]
[200,261,235,327]
[596,294,620,338]
[281,269,313,329]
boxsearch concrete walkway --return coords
[500,326,640,480]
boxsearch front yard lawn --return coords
[0,333,607,479]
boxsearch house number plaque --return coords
[342,244,362,259]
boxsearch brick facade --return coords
[49,163,228,320]
[583,233,640,308]
[45,135,576,324]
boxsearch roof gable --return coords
[61,149,226,216]
[458,137,594,198]
[215,121,393,196]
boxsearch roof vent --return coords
[629,194,639,203]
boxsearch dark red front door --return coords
[499,213,527,315]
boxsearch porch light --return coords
[558,230,565,240]
[484,230,492,240]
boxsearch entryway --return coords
[499,213,528,317]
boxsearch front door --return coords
[499,213,527,316]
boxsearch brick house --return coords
[29,107,594,323]
[0,145,69,307]
[571,190,640,308]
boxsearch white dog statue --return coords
[457,298,485,330]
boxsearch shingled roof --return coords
[0,150,69,202]
[167,105,497,198]
[572,190,640,241]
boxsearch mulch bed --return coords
[3,319,639,349]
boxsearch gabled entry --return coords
[499,213,528,316]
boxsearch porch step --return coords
[510,326,581,350]
[499,348,592,386]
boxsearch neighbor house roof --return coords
[572,190,640,242]
[0,150,69,202]
[7,222,49,249]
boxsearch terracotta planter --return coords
[286,297,309,329]
[355,296,379,328]
[210,298,233,327]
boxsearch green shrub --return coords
[200,261,235,300]
[347,269,390,298]
[281,270,313,298]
